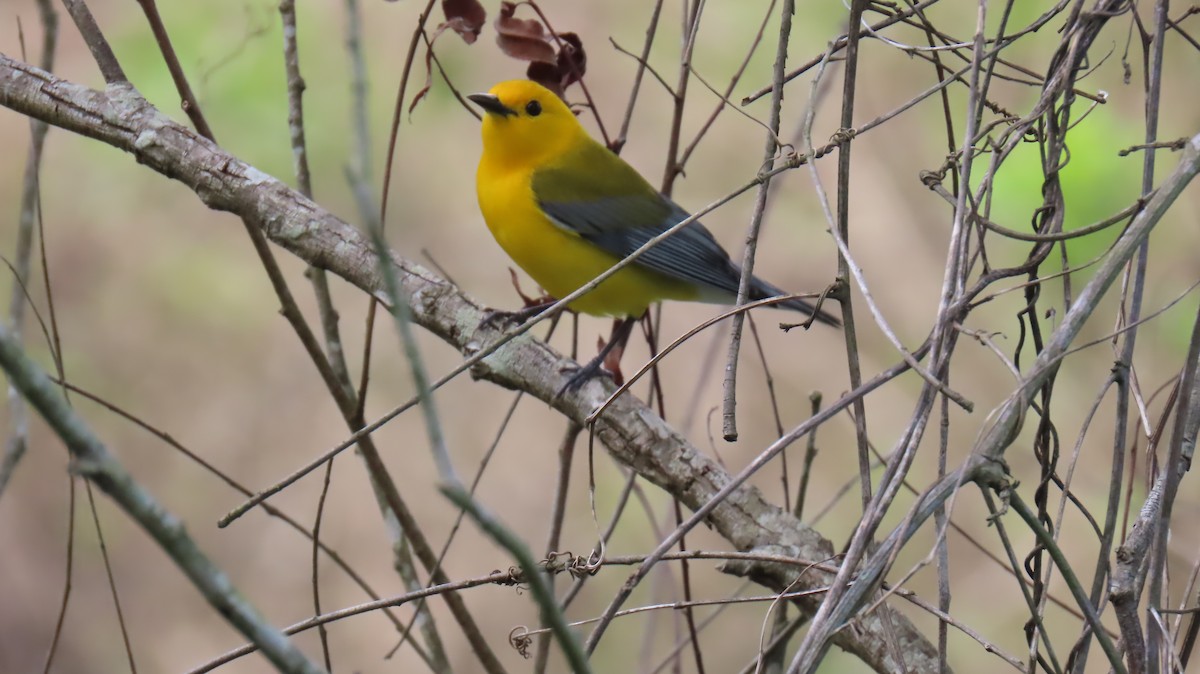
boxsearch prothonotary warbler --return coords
[468,80,839,390]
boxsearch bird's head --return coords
[468,80,581,169]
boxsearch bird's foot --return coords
[556,355,619,398]
[507,268,559,312]
[600,333,627,386]
[480,270,559,330]
[555,333,627,398]
[480,298,557,331]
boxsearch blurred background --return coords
[1,0,1198,672]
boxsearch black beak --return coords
[468,93,516,117]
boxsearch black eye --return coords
[525,100,542,117]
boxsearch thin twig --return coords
[1,0,56,501]
[134,0,213,137]
[366,220,457,486]
[720,0,796,441]
[830,0,872,516]
[311,458,335,671]
[60,0,125,83]
[84,482,139,673]
[679,0,778,168]
[1008,493,1128,674]
[612,0,666,152]
[532,421,581,674]
[189,570,520,674]
[278,6,332,665]
[40,475,75,674]
[660,0,704,195]
[1139,1,1174,670]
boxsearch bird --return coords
[467,79,838,391]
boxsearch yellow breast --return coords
[475,162,698,317]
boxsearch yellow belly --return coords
[477,170,699,317]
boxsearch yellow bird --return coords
[468,80,838,388]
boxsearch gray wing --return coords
[534,186,744,299]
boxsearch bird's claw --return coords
[480,270,561,331]
[480,298,557,331]
[556,364,605,399]
[554,356,624,399]
[480,307,528,331]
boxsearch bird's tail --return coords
[749,278,841,328]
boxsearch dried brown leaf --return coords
[495,1,556,64]
[527,32,586,97]
[408,41,437,115]
[441,0,487,44]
